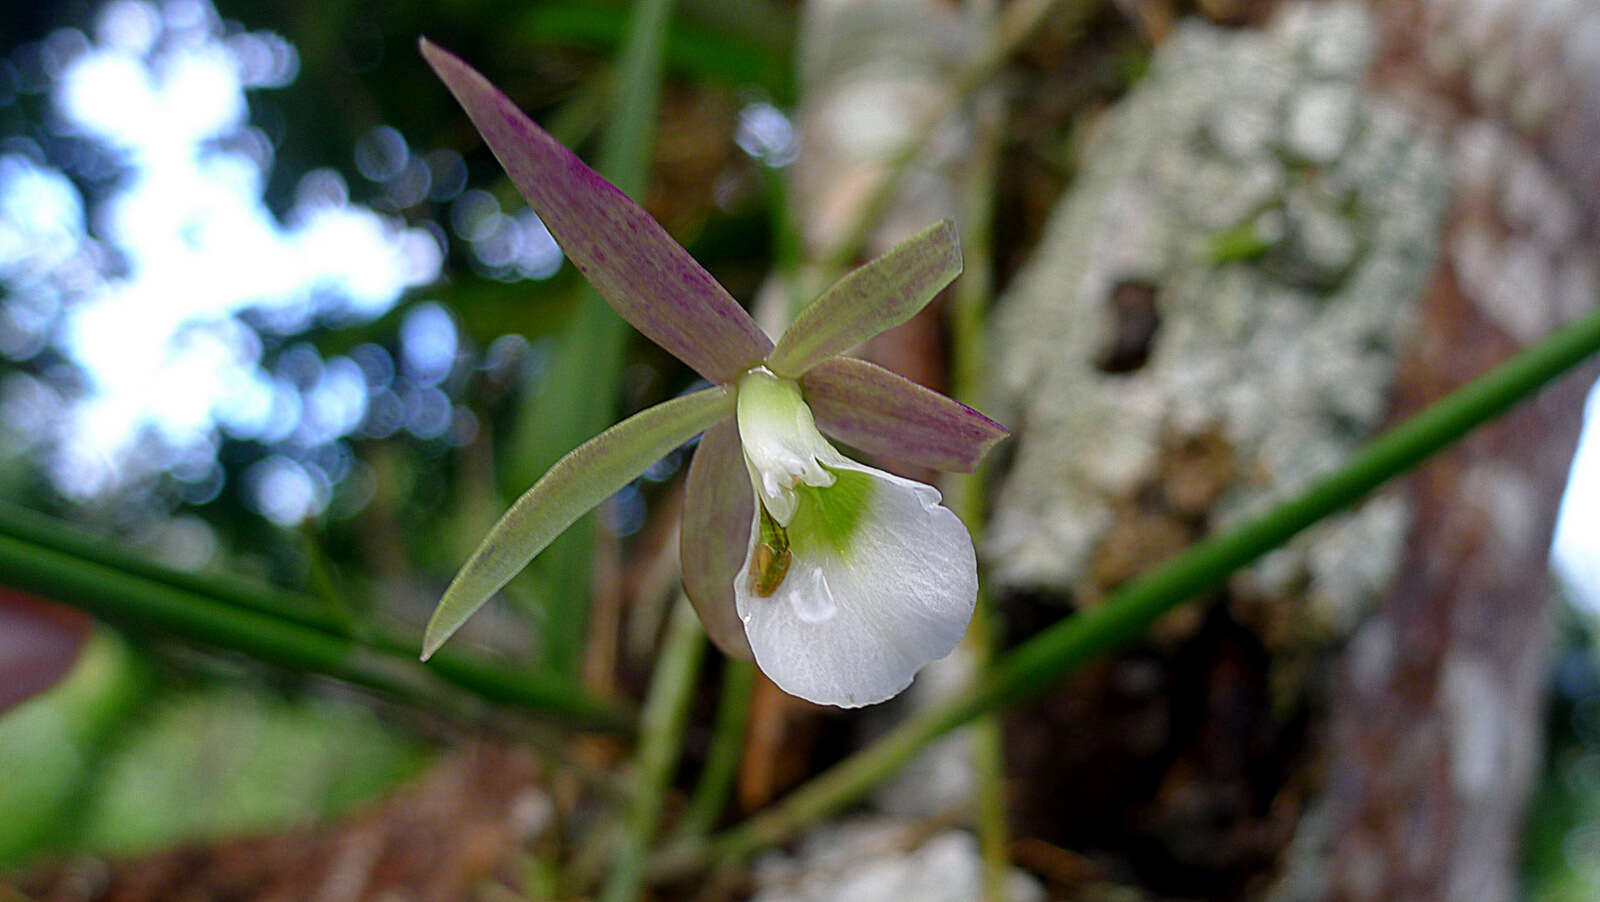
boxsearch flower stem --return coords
[650,302,1600,878]
[671,658,756,840]
[965,592,1010,901]
[599,596,707,902]
[951,60,1010,901]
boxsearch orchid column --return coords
[417,39,1007,708]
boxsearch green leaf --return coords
[422,386,735,660]
[0,521,630,730]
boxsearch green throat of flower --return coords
[787,466,872,559]
[750,466,873,598]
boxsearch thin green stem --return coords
[600,597,707,902]
[0,502,339,634]
[0,518,631,732]
[671,658,756,840]
[964,595,1008,902]
[950,59,1010,899]
[514,0,794,103]
[646,303,1600,880]
[297,522,364,640]
[759,162,807,321]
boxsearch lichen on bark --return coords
[987,3,1445,641]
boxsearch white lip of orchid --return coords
[731,365,979,707]
[730,441,980,707]
[735,366,846,527]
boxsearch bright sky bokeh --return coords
[0,0,443,523]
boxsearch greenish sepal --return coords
[423,385,735,660]
[768,220,962,378]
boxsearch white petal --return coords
[734,460,978,708]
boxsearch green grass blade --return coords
[0,530,631,731]
[600,598,707,902]
[516,0,794,103]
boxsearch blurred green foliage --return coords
[0,626,428,863]
[77,685,429,855]
[0,631,428,868]
[0,632,151,867]
[1524,605,1600,901]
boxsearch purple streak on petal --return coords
[803,356,1009,474]
[681,418,754,659]
[419,39,772,384]
[768,220,963,378]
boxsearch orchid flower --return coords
[417,39,1007,708]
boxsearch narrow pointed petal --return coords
[802,356,1008,473]
[422,386,734,660]
[681,419,755,659]
[767,220,963,378]
[734,461,977,707]
[419,39,772,383]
